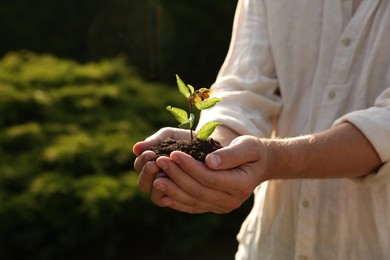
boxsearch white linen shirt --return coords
[196,0,390,259]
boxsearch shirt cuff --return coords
[348,163,390,185]
[333,107,390,185]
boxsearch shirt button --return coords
[328,91,336,99]
[342,38,351,46]
[302,200,310,208]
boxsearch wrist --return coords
[260,137,308,180]
[261,138,285,180]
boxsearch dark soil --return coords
[150,137,223,161]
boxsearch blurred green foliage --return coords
[0,1,253,258]
[0,51,252,260]
[0,0,236,85]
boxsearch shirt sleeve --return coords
[333,87,390,185]
[196,0,282,137]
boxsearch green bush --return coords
[0,51,241,260]
[0,0,237,85]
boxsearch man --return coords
[133,0,390,258]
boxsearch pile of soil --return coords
[150,137,223,161]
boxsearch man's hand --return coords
[133,126,269,214]
[133,125,239,198]
[145,135,269,214]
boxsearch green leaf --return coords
[187,84,195,95]
[196,121,221,141]
[179,113,195,129]
[176,74,190,99]
[166,106,188,123]
[194,97,222,110]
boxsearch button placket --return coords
[302,200,310,208]
[328,90,336,100]
[295,180,318,260]
[341,37,351,46]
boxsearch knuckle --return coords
[240,187,253,199]
[202,176,217,188]
[160,127,171,135]
[192,188,208,202]
[234,182,253,199]
[227,199,242,211]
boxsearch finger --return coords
[133,140,161,157]
[133,151,157,173]
[152,176,232,214]
[157,154,242,209]
[162,196,232,214]
[150,180,168,207]
[133,128,191,156]
[137,160,160,194]
[169,151,251,199]
[205,136,262,170]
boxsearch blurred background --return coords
[0,0,253,259]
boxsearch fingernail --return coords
[156,182,167,192]
[156,172,167,178]
[170,152,182,164]
[163,198,173,207]
[208,154,221,168]
[158,160,168,170]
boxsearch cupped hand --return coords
[151,135,271,214]
[133,127,192,194]
[133,127,192,157]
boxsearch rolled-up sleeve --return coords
[334,87,390,184]
[196,0,282,137]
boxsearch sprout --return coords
[166,75,221,140]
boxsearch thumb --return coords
[132,141,156,157]
[133,127,181,156]
[205,136,262,170]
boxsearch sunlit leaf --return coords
[166,106,188,123]
[187,84,195,95]
[195,97,221,110]
[196,121,221,141]
[176,74,190,99]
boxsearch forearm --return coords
[264,122,383,180]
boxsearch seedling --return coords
[166,75,221,140]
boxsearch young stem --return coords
[189,99,194,140]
